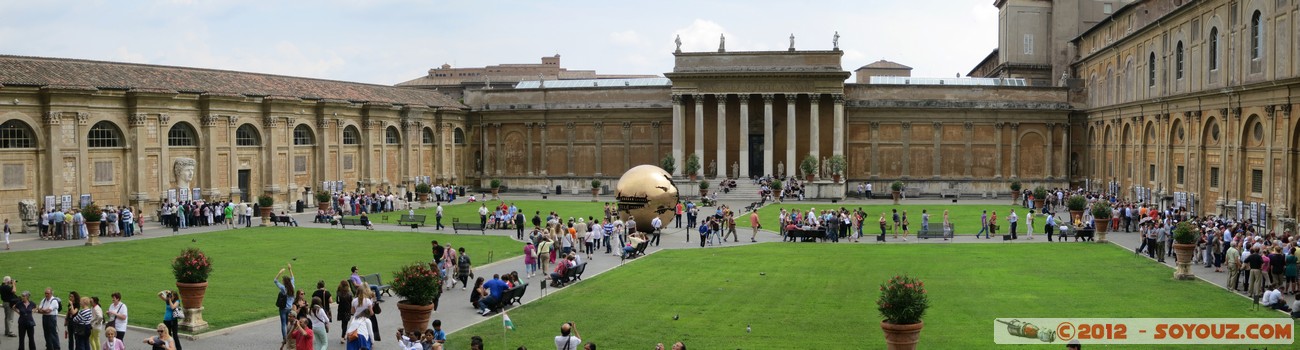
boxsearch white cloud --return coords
[674,19,728,52]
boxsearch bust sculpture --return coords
[173,157,197,190]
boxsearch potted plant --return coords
[698,180,710,198]
[315,192,332,211]
[82,203,103,246]
[890,181,904,205]
[800,154,819,181]
[878,275,929,350]
[1066,195,1088,223]
[1090,201,1112,242]
[257,195,274,226]
[489,179,502,200]
[661,155,677,177]
[414,183,432,202]
[1031,186,1048,209]
[770,178,783,203]
[828,154,847,183]
[1172,221,1199,280]
[391,262,442,333]
[1009,181,1022,205]
[685,154,701,181]
[172,247,213,332]
[590,179,602,202]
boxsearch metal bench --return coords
[396,214,427,227]
[361,273,393,297]
[917,224,954,240]
[451,218,484,234]
[336,216,367,229]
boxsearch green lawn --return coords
[375,199,608,225]
[754,203,1034,235]
[450,243,1290,349]
[0,227,522,331]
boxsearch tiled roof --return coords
[0,55,465,109]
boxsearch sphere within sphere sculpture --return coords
[616,165,679,233]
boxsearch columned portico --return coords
[715,93,727,179]
[738,94,750,178]
[763,94,774,177]
[809,93,820,169]
[786,94,796,178]
[693,94,705,178]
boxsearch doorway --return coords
[237,169,250,203]
[748,134,764,177]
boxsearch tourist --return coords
[142,323,175,350]
[537,237,552,277]
[64,291,80,350]
[14,290,35,350]
[334,280,352,345]
[976,210,989,239]
[1261,286,1290,312]
[1245,247,1265,303]
[105,293,127,341]
[344,309,373,350]
[354,285,380,342]
[524,242,537,279]
[275,264,298,340]
[650,216,663,246]
[223,204,234,229]
[430,319,446,346]
[87,296,102,350]
[5,218,12,250]
[443,247,459,290]
[36,288,59,350]
[554,322,581,350]
[891,209,901,239]
[1,276,15,335]
[477,274,508,316]
[1008,210,1018,239]
[1044,212,1055,242]
[71,296,93,350]
[308,297,329,350]
[1285,246,1298,294]
[1226,242,1242,291]
[749,210,761,243]
[434,203,445,230]
[311,281,332,326]
[899,210,909,241]
[583,221,597,260]
[1154,223,1168,263]
[469,277,485,310]
[101,328,124,350]
[988,211,998,237]
[157,290,182,350]
[457,248,474,291]
[1268,246,1286,290]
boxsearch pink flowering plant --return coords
[172,247,212,283]
[877,275,929,324]
[391,262,442,305]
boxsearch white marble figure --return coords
[731,161,738,179]
[776,161,785,178]
[675,35,682,52]
[173,157,197,190]
[789,33,795,50]
[833,31,840,50]
[719,33,726,51]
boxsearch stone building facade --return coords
[0,55,468,229]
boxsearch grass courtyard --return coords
[0,227,522,331]
[450,243,1291,349]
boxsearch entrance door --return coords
[237,169,250,203]
[749,134,764,177]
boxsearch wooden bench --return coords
[451,218,484,234]
[337,216,366,228]
[271,215,296,226]
[621,242,649,261]
[917,224,954,240]
[784,229,823,242]
[396,214,427,227]
[361,273,393,297]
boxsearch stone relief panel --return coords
[504,131,525,175]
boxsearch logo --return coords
[994,318,1293,345]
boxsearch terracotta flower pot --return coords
[892,191,901,205]
[832,174,841,183]
[881,321,923,350]
[1174,243,1197,280]
[176,281,208,310]
[397,302,435,334]
[318,202,330,211]
[259,207,273,226]
[84,221,102,246]
[1070,210,1083,222]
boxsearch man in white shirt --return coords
[1262,287,1290,311]
[37,288,59,349]
[1007,210,1018,239]
[435,203,445,230]
[554,322,582,350]
[650,216,662,246]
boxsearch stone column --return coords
[994,122,1004,178]
[694,94,705,178]
[157,114,170,197]
[286,118,298,201]
[832,94,845,156]
[738,95,750,178]
[622,122,632,170]
[901,122,911,178]
[41,113,60,198]
[539,122,548,176]
[932,122,942,178]
[594,122,604,177]
[652,122,662,163]
[715,94,727,179]
[434,119,443,180]
[963,122,974,178]
[263,116,279,196]
[201,115,219,197]
[869,122,881,178]
[494,123,503,176]
[227,116,240,199]
[1046,123,1055,178]
[1010,122,1020,178]
[565,122,575,176]
[671,94,683,177]
[809,94,820,168]
[785,94,797,178]
[525,122,535,176]
[763,94,774,176]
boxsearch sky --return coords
[0,0,999,86]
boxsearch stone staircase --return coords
[705,179,764,202]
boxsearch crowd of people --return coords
[37,206,139,241]
[2,276,143,350]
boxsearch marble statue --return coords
[615,165,679,233]
[173,157,197,190]
[789,33,795,50]
[719,33,726,52]
[776,161,785,178]
[833,31,840,50]
[708,159,717,178]
[19,199,37,231]
[731,162,738,179]
[675,35,682,53]
[821,156,830,178]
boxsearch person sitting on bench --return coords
[622,233,646,259]
[279,211,299,226]
[549,255,575,287]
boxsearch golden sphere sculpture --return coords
[615,165,679,233]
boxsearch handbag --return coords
[174,305,185,320]
[372,302,382,315]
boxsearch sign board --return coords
[170,189,180,202]
[1236,201,1244,221]
[79,194,90,208]
[192,188,201,201]
[44,196,55,212]
[60,195,72,212]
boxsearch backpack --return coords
[275,291,287,309]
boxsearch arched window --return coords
[453,127,465,145]
[1208,27,1219,70]
[0,120,35,149]
[1148,53,1156,87]
[236,124,260,146]
[422,127,434,144]
[293,124,314,145]
[1251,10,1263,60]
[87,121,123,148]
[168,122,198,146]
[1175,41,1184,79]
[385,126,400,145]
[342,125,360,145]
